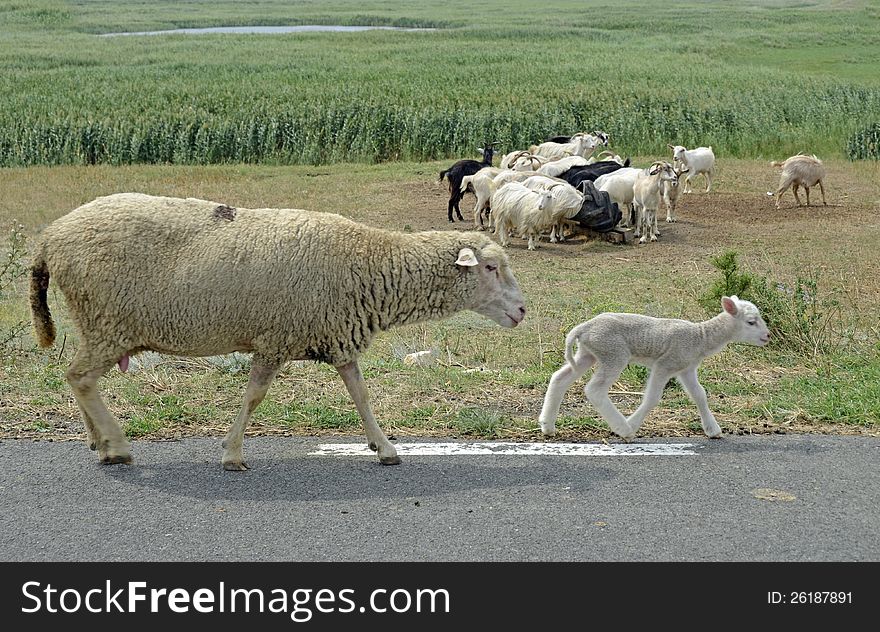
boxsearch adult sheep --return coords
[30,193,527,470]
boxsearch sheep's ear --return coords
[455,248,479,267]
[722,296,738,316]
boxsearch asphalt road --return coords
[1,435,877,561]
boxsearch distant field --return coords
[1,0,879,166]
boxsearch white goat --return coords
[521,175,585,243]
[770,154,827,209]
[539,296,770,440]
[529,135,599,162]
[594,167,642,228]
[661,164,688,224]
[586,150,625,166]
[668,144,715,193]
[500,150,550,171]
[491,182,556,251]
[537,155,589,177]
[460,167,503,229]
[632,161,679,244]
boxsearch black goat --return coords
[439,145,496,222]
[558,157,630,189]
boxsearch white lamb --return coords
[632,161,679,244]
[539,296,770,440]
[491,182,556,250]
[460,166,503,229]
[594,167,642,228]
[668,144,715,193]
[770,154,827,209]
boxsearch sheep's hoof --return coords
[101,453,133,465]
[223,461,250,471]
[379,455,402,466]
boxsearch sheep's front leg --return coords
[677,368,721,438]
[625,368,672,435]
[222,360,279,471]
[337,361,400,465]
[539,352,596,436]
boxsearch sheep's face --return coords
[457,243,526,328]
[722,296,770,347]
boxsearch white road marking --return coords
[308,442,698,457]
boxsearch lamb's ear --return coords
[455,248,479,267]
[721,296,738,316]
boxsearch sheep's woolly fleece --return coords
[31,193,515,367]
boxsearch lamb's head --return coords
[456,242,526,328]
[721,295,770,347]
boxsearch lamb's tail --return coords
[563,322,590,368]
[29,253,56,348]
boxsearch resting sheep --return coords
[667,144,715,193]
[770,154,827,209]
[491,182,556,250]
[30,193,527,469]
[539,296,770,440]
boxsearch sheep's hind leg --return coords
[337,361,400,465]
[66,349,131,464]
[584,362,634,440]
[221,360,279,471]
[677,368,721,438]
[539,352,596,436]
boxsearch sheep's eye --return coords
[485,264,497,272]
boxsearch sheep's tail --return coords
[29,253,56,348]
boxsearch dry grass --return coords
[1,158,878,445]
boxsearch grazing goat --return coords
[539,296,770,440]
[529,135,599,162]
[521,176,585,243]
[491,182,556,250]
[667,144,715,193]
[632,161,679,244]
[770,154,827,209]
[439,144,496,222]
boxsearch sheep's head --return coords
[456,242,526,328]
[722,295,770,347]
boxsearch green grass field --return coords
[0,1,878,445]
[1,0,879,166]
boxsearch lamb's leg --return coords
[337,361,400,465]
[539,352,596,436]
[625,368,672,435]
[221,360,279,471]
[66,349,131,464]
[584,362,634,439]
[677,368,721,438]
[818,180,827,206]
[704,171,712,193]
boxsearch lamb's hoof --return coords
[223,461,250,471]
[101,453,133,465]
[379,455,402,466]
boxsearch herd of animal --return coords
[439,132,829,247]
[29,134,826,469]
